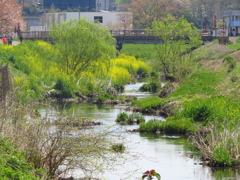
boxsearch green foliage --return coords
[116,112,128,122]
[49,18,116,76]
[114,84,125,93]
[175,96,240,124]
[116,112,145,124]
[223,55,236,73]
[162,117,196,134]
[96,93,115,104]
[128,112,145,124]
[120,44,156,61]
[111,143,126,153]
[185,105,212,123]
[0,40,148,102]
[150,15,202,80]
[140,118,196,134]
[192,120,239,166]
[139,119,162,133]
[131,97,165,111]
[54,78,74,98]
[0,136,42,180]
[139,82,161,93]
[192,40,240,61]
[169,71,225,97]
[212,146,232,166]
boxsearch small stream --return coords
[39,83,239,180]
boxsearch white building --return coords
[224,10,240,36]
[43,12,132,30]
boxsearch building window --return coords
[94,16,103,23]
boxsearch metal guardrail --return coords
[21,30,153,39]
[21,31,50,39]
[21,30,227,44]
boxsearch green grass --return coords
[131,97,166,111]
[120,44,156,61]
[169,70,226,97]
[130,41,240,166]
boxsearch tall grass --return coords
[131,97,165,111]
[120,44,156,61]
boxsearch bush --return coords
[96,93,115,104]
[212,146,231,166]
[139,82,160,93]
[111,143,126,153]
[139,118,196,134]
[188,105,212,123]
[131,97,165,111]
[128,112,145,124]
[0,136,42,180]
[114,83,125,93]
[116,112,128,122]
[116,112,145,124]
[222,55,236,73]
[54,78,74,98]
[161,117,196,134]
[139,119,162,133]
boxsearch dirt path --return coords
[1,41,20,46]
[229,36,238,44]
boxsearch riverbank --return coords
[0,37,239,179]
[124,40,240,167]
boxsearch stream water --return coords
[39,83,239,180]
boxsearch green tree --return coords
[150,15,202,81]
[49,18,116,76]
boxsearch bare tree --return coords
[1,103,133,179]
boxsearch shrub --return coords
[139,119,162,133]
[116,112,128,122]
[139,82,160,93]
[131,97,165,111]
[128,112,145,124]
[111,143,126,153]
[96,93,115,104]
[212,146,231,166]
[114,83,124,93]
[139,118,196,134]
[116,112,145,124]
[0,136,42,180]
[191,120,239,166]
[222,55,236,73]
[54,78,74,98]
[188,105,212,123]
[161,117,195,134]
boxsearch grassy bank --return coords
[130,40,240,166]
[0,40,153,179]
[0,41,152,103]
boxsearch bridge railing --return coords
[21,30,154,39]
[22,31,50,39]
[110,29,151,36]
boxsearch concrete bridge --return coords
[21,30,229,46]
